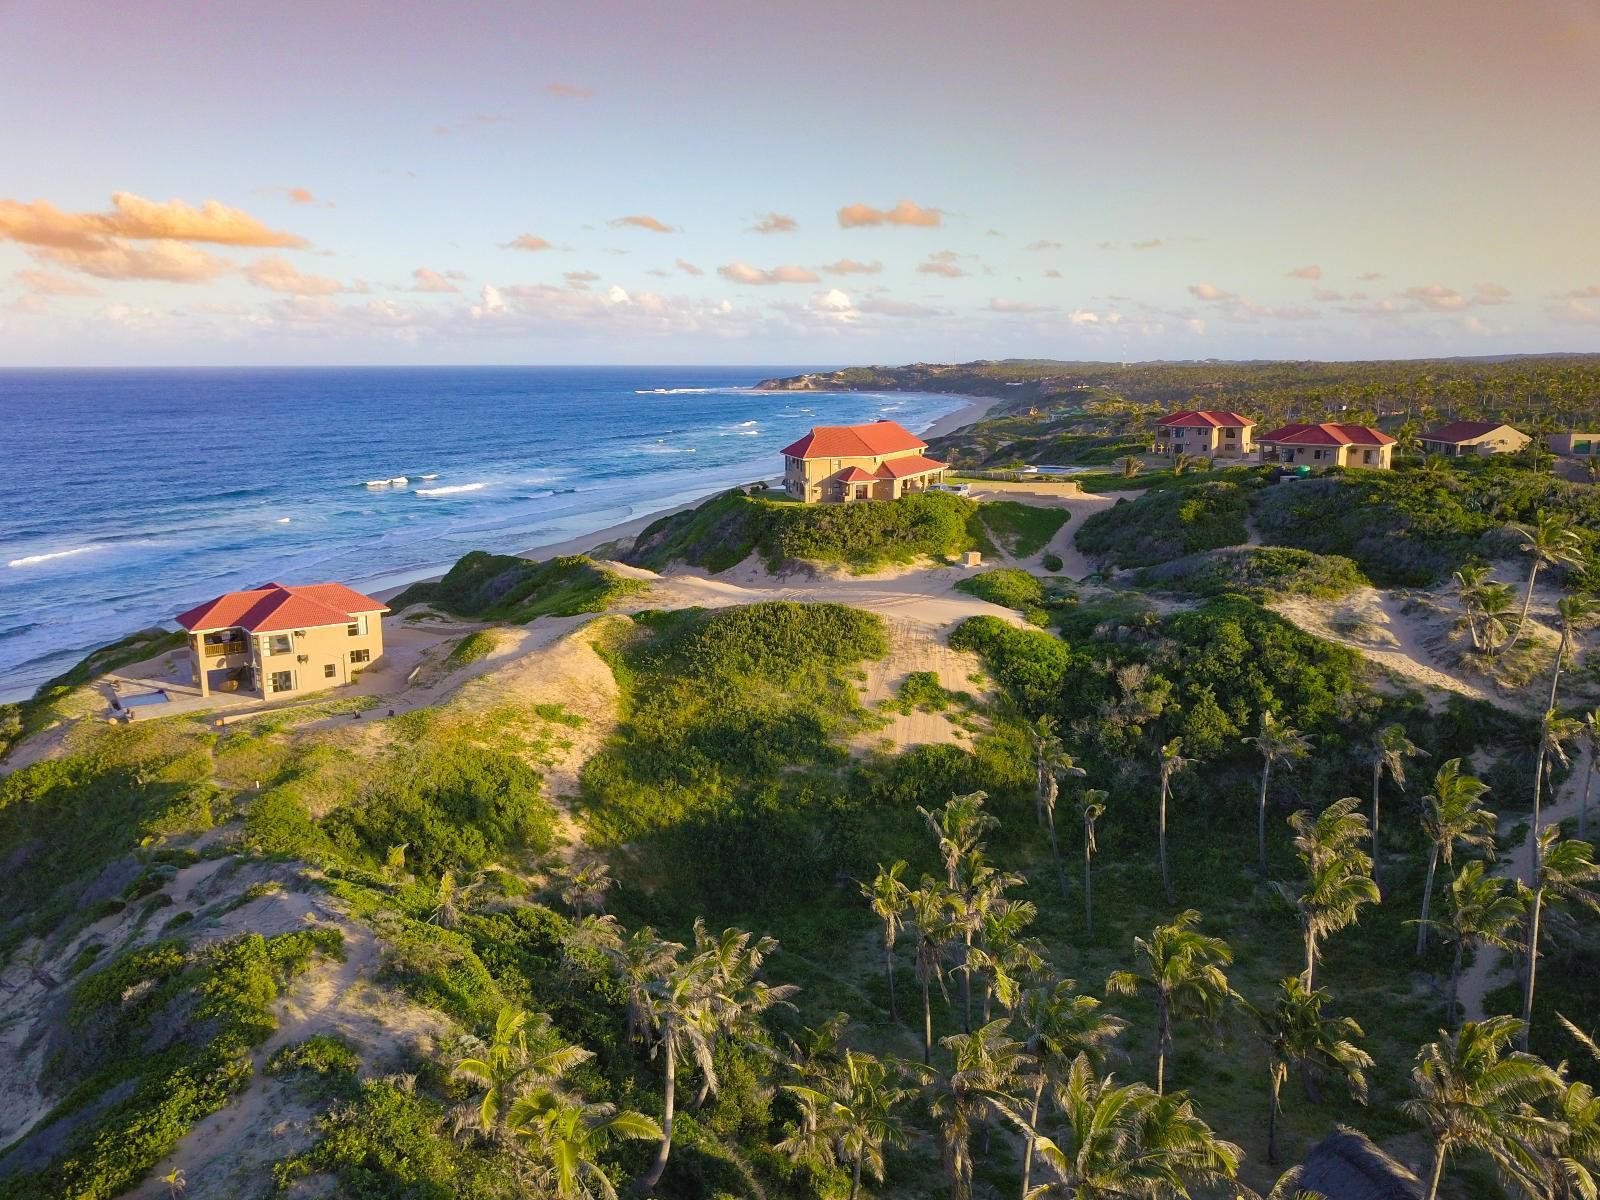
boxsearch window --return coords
[323,663,337,678]
[347,614,367,637]
[1225,428,1236,438]
[350,649,371,665]
[268,634,292,655]
[270,670,295,694]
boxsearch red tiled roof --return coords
[1157,410,1256,428]
[176,582,389,633]
[1258,422,1396,447]
[836,466,877,482]
[780,419,927,460]
[874,453,949,479]
[1422,420,1521,443]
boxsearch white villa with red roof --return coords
[780,419,949,503]
[1257,422,1396,469]
[1154,410,1256,459]
[176,581,389,700]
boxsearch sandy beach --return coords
[372,393,1001,601]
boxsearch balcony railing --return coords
[203,640,248,659]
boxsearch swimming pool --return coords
[120,689,170,708]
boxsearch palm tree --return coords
[1521,830,1600,1049]
[590,923,677,1053]
[1078,789,1107,937]
[1106,910,1233,1094]
[1119,455,1143,479]
[1478,581,1519,655]
[1420,860,1527,1027]
[1155,738,1193,906]
[1243,713,1312,875]
[1014,980,1127,1199]
[862,859,910,1023]
[909,879,958,1064]
[558,856,615,918]
[1546,1076,1600,1200]
[779,1049,914,1200]
[972,896,1041,1023]
[1284,798,1379,988]
[1022,1054,1242,1198]
[920,791,997,893]
[506,1090,661,1200]
[1500,510,1585,655]
[1546,594,1596,710]
[1417,760,1496,956]
[1453,562,1493,651]
[913,1020,1032,1200]
[1534,710,1583,848]
[1581,707,1600,841]
[632,937,719,1194]
[1032,716,1087,898]
[1369,723,1426,894]
[1404,1015,1564,1200]
[690,919,799,1102]
[1241,976,1374,1164]
[453,1005,594,1141]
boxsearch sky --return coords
[3,0,1600,366]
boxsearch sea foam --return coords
[415,482,487,496]
[8,544,107,568]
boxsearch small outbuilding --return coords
[1270,1126,1425,1200]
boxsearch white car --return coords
[934,482,972,496]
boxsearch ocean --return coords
[0,366,965,702]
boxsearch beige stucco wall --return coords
[190,611,385,699]
[1161,424,1254,458]
[1260,442,1392,470]
[783,446,942,503]
[1549,433,1600,456]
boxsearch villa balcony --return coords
[202,639,248,659]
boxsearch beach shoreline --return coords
[370,392,1000,601]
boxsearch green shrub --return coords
[1041,552,1064,572]
[443,629,503,668]
[268,1034,361,1080]
[955,568,1046,612]
[1075,476,1255,568]
[1133,546,1369,599]
[391,552,645,622]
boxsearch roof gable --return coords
[781,419,928,460]
[1276,1127,1425,1200]
[1423,420,1522,443]
[1158,410,1256,429]
[177,582,389,633]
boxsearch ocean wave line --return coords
[8,544,107,568]
[415,482,487,496]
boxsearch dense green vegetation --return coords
[1256,463,1600,588]
[1134,546,1370,600]
[628,490,987,573]
[1075,476,1258,568]
[954,567,1053,624]
[973,500,1069,557]
[391,552,646,621]
[0,929,343,1200]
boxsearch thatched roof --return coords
[1272,1126,1426,1200]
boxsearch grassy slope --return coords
[1075,474,1259,568]
[390,551,646,622]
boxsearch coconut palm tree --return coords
[920,791,998,893]
[1119,455,1144,479]
[971,896,1041,1023]
[909,878,959,1065]
[862,859,910,1023]
[1021,1053,1242,1198]
[1155,738,1193,906]
[453,1005,594,1141]
[1478,581,1519,655]
[1421,860,1527,1028]
[1404,1015,1565,1200]
[1417,760,1496,956]
[1581,707,1600,841]
[589,923,678,1053]
[1521,829,1600,1049]
[1032,716,1087,898]
[1106,909,1233,1094]
[1244,713,1313,876]
[1534,710,1584,848]
[1369,723,1426,894]
[1546,594,1597,710]
[779,1048,914,1200]
[1546,1077,1600,1200]
[1078,789,1108,937]
[506,1090,661,1200]
[1454,562,1494,651]
[634,937,720,1194]
[690,919,799,1102]
[1500,511,1585,655]
[913,1020,1032,1200]
[557,856,615,918]
[1241,976,1374,1165]
[1014,980,1127,1199]
[1285,798,1379,988]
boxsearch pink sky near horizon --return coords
[3,0,1599,364]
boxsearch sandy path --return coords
[968,484,1134,580]
[1455,744,1593,1023]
